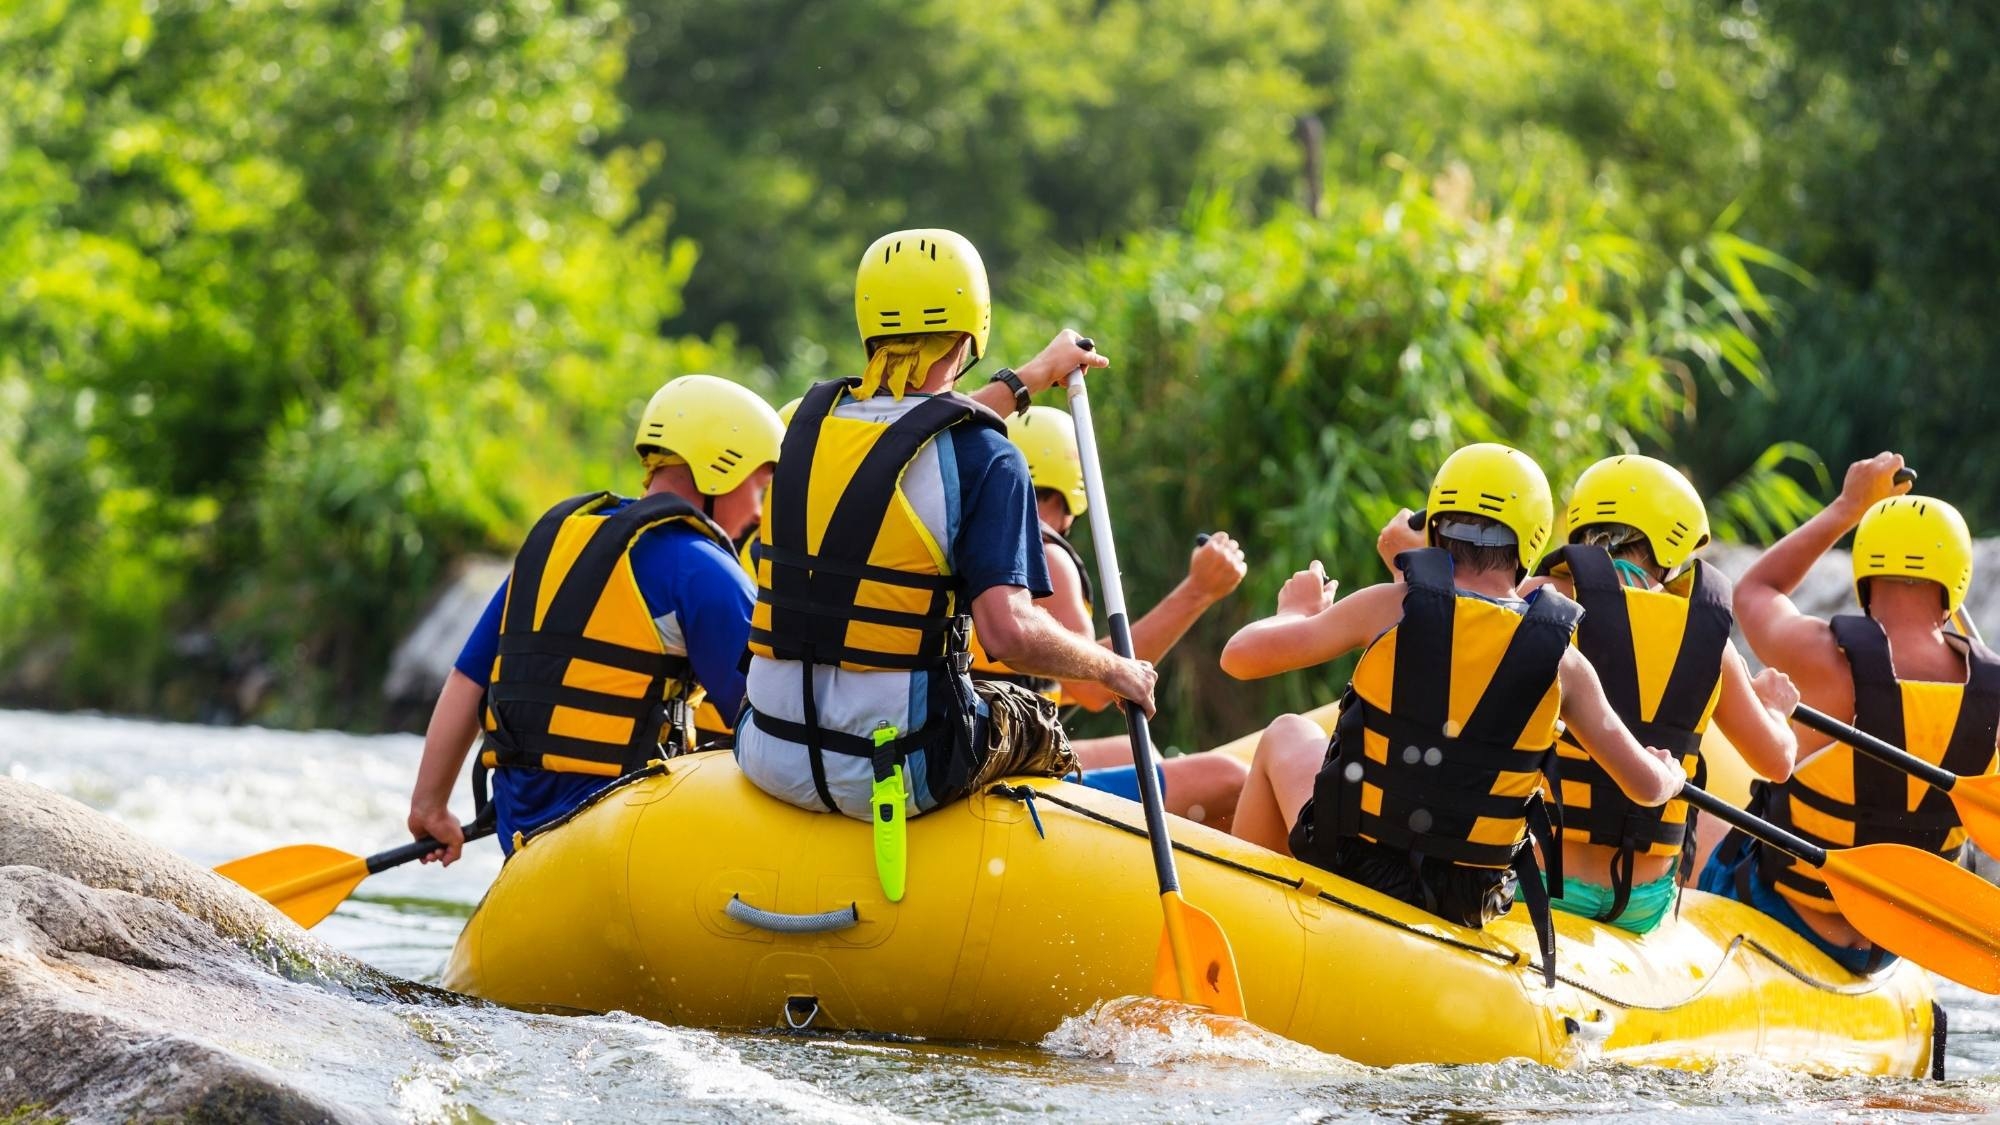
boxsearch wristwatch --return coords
[989,367,1032,415]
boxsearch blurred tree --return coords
[619,0,1334,363]
[0,0,736,723]
[1686,0,2000,528]
[1004,170,1805,748]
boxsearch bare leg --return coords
[1229,714,1328,855]
[1162,754,1249,833]
[1072,734,1139,771]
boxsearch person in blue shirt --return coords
[405,375,783,862]
[736,228,1157,829]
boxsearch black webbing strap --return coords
[1831,614,1917,836]
[1558,545,1644,723]
[502,492,610,636]
[1459,587,1583,746]
[539,492,728,637]
[1390,549,1456,722]
[1654,560,1735,731]
[497,632,683,678]
[764,385,979,661]
[1510,842,1559,988]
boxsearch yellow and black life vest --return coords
[479,491,734,776]
[968,523,1094,700]
[1318,549,1581,872]
[745,378,1006,808]
[1537,545,1732,917]
[1756,614,2000,909]
[1299,549,1581,985]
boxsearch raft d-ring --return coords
[784,995,821,1030]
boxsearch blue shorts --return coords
[1078,763,1168,802]
[1696,830,1893,975]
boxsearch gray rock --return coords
[0,779,426,1122]
[380,558,510,706]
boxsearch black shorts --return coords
[1295,821,1516,929]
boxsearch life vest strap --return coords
[755,585,954,633]
[746,629,961,671]
[758,544,959,592]
[747,708,953,763]
[495,632,688,679]
[483,679,671,722]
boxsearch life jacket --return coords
[1756,614,2000,910]
[1536,545,1733,918]
[743,378,1007,809]
[479,491,734,776]
[968,523,1094,700]
[1317,549,1581,984]
[1326,549,1580,870]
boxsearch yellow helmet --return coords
[777,397,803,428]
[632,375,783,496]
[1852,495,1973,614]
[1006,405,1087,516]
[1564,455,1711,570]
[855,229,991,360]
[1424,442,1554,573]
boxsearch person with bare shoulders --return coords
[1524,456,1798,934]
[1220,443,1683,954]
[1701,451,1999,973]
[967,405,1251,828]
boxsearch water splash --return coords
[1043,995,1367,1074]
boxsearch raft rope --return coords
[986,783,1892,1011]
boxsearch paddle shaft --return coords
[1065,371,1180,898]
[1792,704,1957,791]
[1678,783,1827,868]
[369,817,499,873]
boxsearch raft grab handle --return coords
[725,895,861,934]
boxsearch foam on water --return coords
[8,707,2000,1123]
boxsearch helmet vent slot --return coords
[1477,492,1507,513]
[711,449,743,472]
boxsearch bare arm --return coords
[1040,544,1118,712]
[964,329,1107,417]
[1221,573,1402,681]
[972,584,1157,715]
[1736,451,1908,671]
[1126,532,1246,663]
[407,669,483,865]
[1558,649,1683,806]
[1710,645,1799,782]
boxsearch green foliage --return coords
[0,0,738,723]
[1686,0,2000,529]
[619,0,1333,361]
[1010,170,1781,747]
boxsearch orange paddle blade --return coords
[1949,773,2000,858]
[215,844,369,929]
[1151,891,1246,1018]
[1821,843,2000,993]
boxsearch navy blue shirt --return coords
[454,500,755,852]
[939,419,1052,602]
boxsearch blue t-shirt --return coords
[937,417,1052,602]
[454,499,755,851]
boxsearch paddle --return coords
[1065,362,1246,1018]
[1790,704,2000,858]
[1679,782,2000,992]
[217,815,497,929]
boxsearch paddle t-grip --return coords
[1408,508,1426,531]
[1893,467,1917,488]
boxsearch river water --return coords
[7,707,2000,1123]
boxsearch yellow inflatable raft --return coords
[443,750,1938,1076]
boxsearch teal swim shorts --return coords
[1551,872,1679,934]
